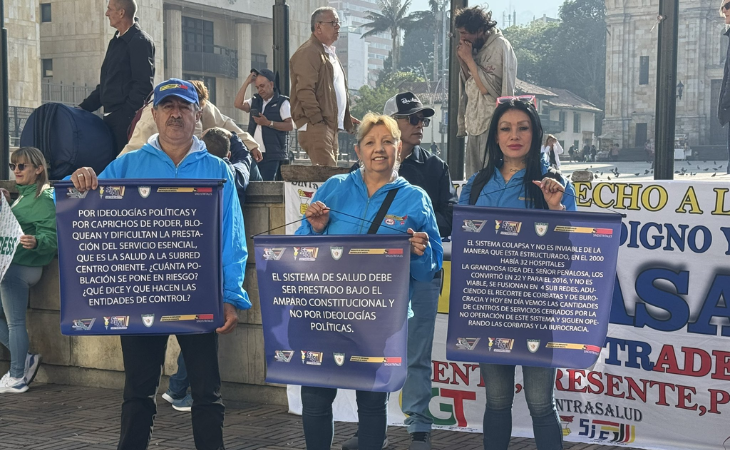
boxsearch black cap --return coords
[253,68,276,83]
[383,91,435,117]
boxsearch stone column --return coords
[164,5,183,79]
[236,20,252,124]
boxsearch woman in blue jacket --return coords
[296,113,443,450]
[459,97,576,450]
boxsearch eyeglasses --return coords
[394,115,431,127]
[496,95,537,107]
[319,20,341,28]
[8,163,33,171]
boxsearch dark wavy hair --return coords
[454,6,498,33]
[474,99,562,209]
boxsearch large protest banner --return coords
[56,179,224,335]
[447,206,622,368]
[285,180,730,449]
[255,234,411,392]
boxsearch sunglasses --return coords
[724,2,730,11]
[394,115,431,127]
[8,163,33,171]
[496,95,537,107]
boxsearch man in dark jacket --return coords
[344,92,457,450]
[79,0,154,155]
[234,68,293,180]
[719,1,730,173]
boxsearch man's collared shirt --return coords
[323,44,347,131]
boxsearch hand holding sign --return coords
[304,200,330,233]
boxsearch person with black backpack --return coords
[458,97,575,450]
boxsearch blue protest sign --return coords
[55,179,224,335]
[447,206,622,369]
[255,234,410,392]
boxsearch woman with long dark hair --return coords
[459,97,575,450]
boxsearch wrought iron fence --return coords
[41,80,95,107]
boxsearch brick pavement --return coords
[0,383,645,450]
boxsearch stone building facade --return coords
[6,0,326,123]
[603,0,727,148]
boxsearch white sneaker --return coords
[0,372,28,393]
[23,353,42,386]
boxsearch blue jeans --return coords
[301,386,387,450]
[480,364,563,450]
[0,264,43,378]
[168,351,189,398]
[402,274,441,433]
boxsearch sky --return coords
[409,0,565,26]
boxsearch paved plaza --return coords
[0,383,646,450]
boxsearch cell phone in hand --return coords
[250,108,260,117]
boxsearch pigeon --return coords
[712,172,717,177]
[697,165,700,169]
[594,174,599,179]
[720,165,724,169]
[687,160,691,165]
[644,169,650,174]
[600,172,603,176]
[674,171,680,174]
[607,176,611,180]
[704,168,709,171]
[714,161,717,165]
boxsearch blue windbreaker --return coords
[459,155,577,210]
[296,170,443,283]
[94,136,251,310]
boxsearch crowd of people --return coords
[0,2,589,450]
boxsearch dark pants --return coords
[104,107,135,156]
[257,152,284,181]
[117,333,224,450]
[301,386,387,450]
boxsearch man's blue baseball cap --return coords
[153,78,199,107]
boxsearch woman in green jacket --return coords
[0,147,57,393]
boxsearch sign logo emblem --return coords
[274,350,294,362]
[535,222,548,237]
[462,219,487,232]
[141,314,155,328]
[330,247,343,260]
[138,186,151,198]
[71,318,96,331]
[262,248,286,261]
[527,339,541,353]
[455,337,481,350]
[333,353,345,366]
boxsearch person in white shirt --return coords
[540,134,563,169]
[235,68,294,180]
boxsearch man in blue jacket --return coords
[70,78,250,450]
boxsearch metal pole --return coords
[1,0,9,179]
[447,0,467,181]
[653,0,679,180]
[273,0,290,96]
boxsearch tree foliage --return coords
[361,0,415,71]
[351,71,424,119]
[502,0,606,110]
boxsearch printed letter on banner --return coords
[55,180,224,335]
[255,234,410,392]
[447,206,622,369]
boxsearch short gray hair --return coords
[113,0,137,18]
[311,7,337,32]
